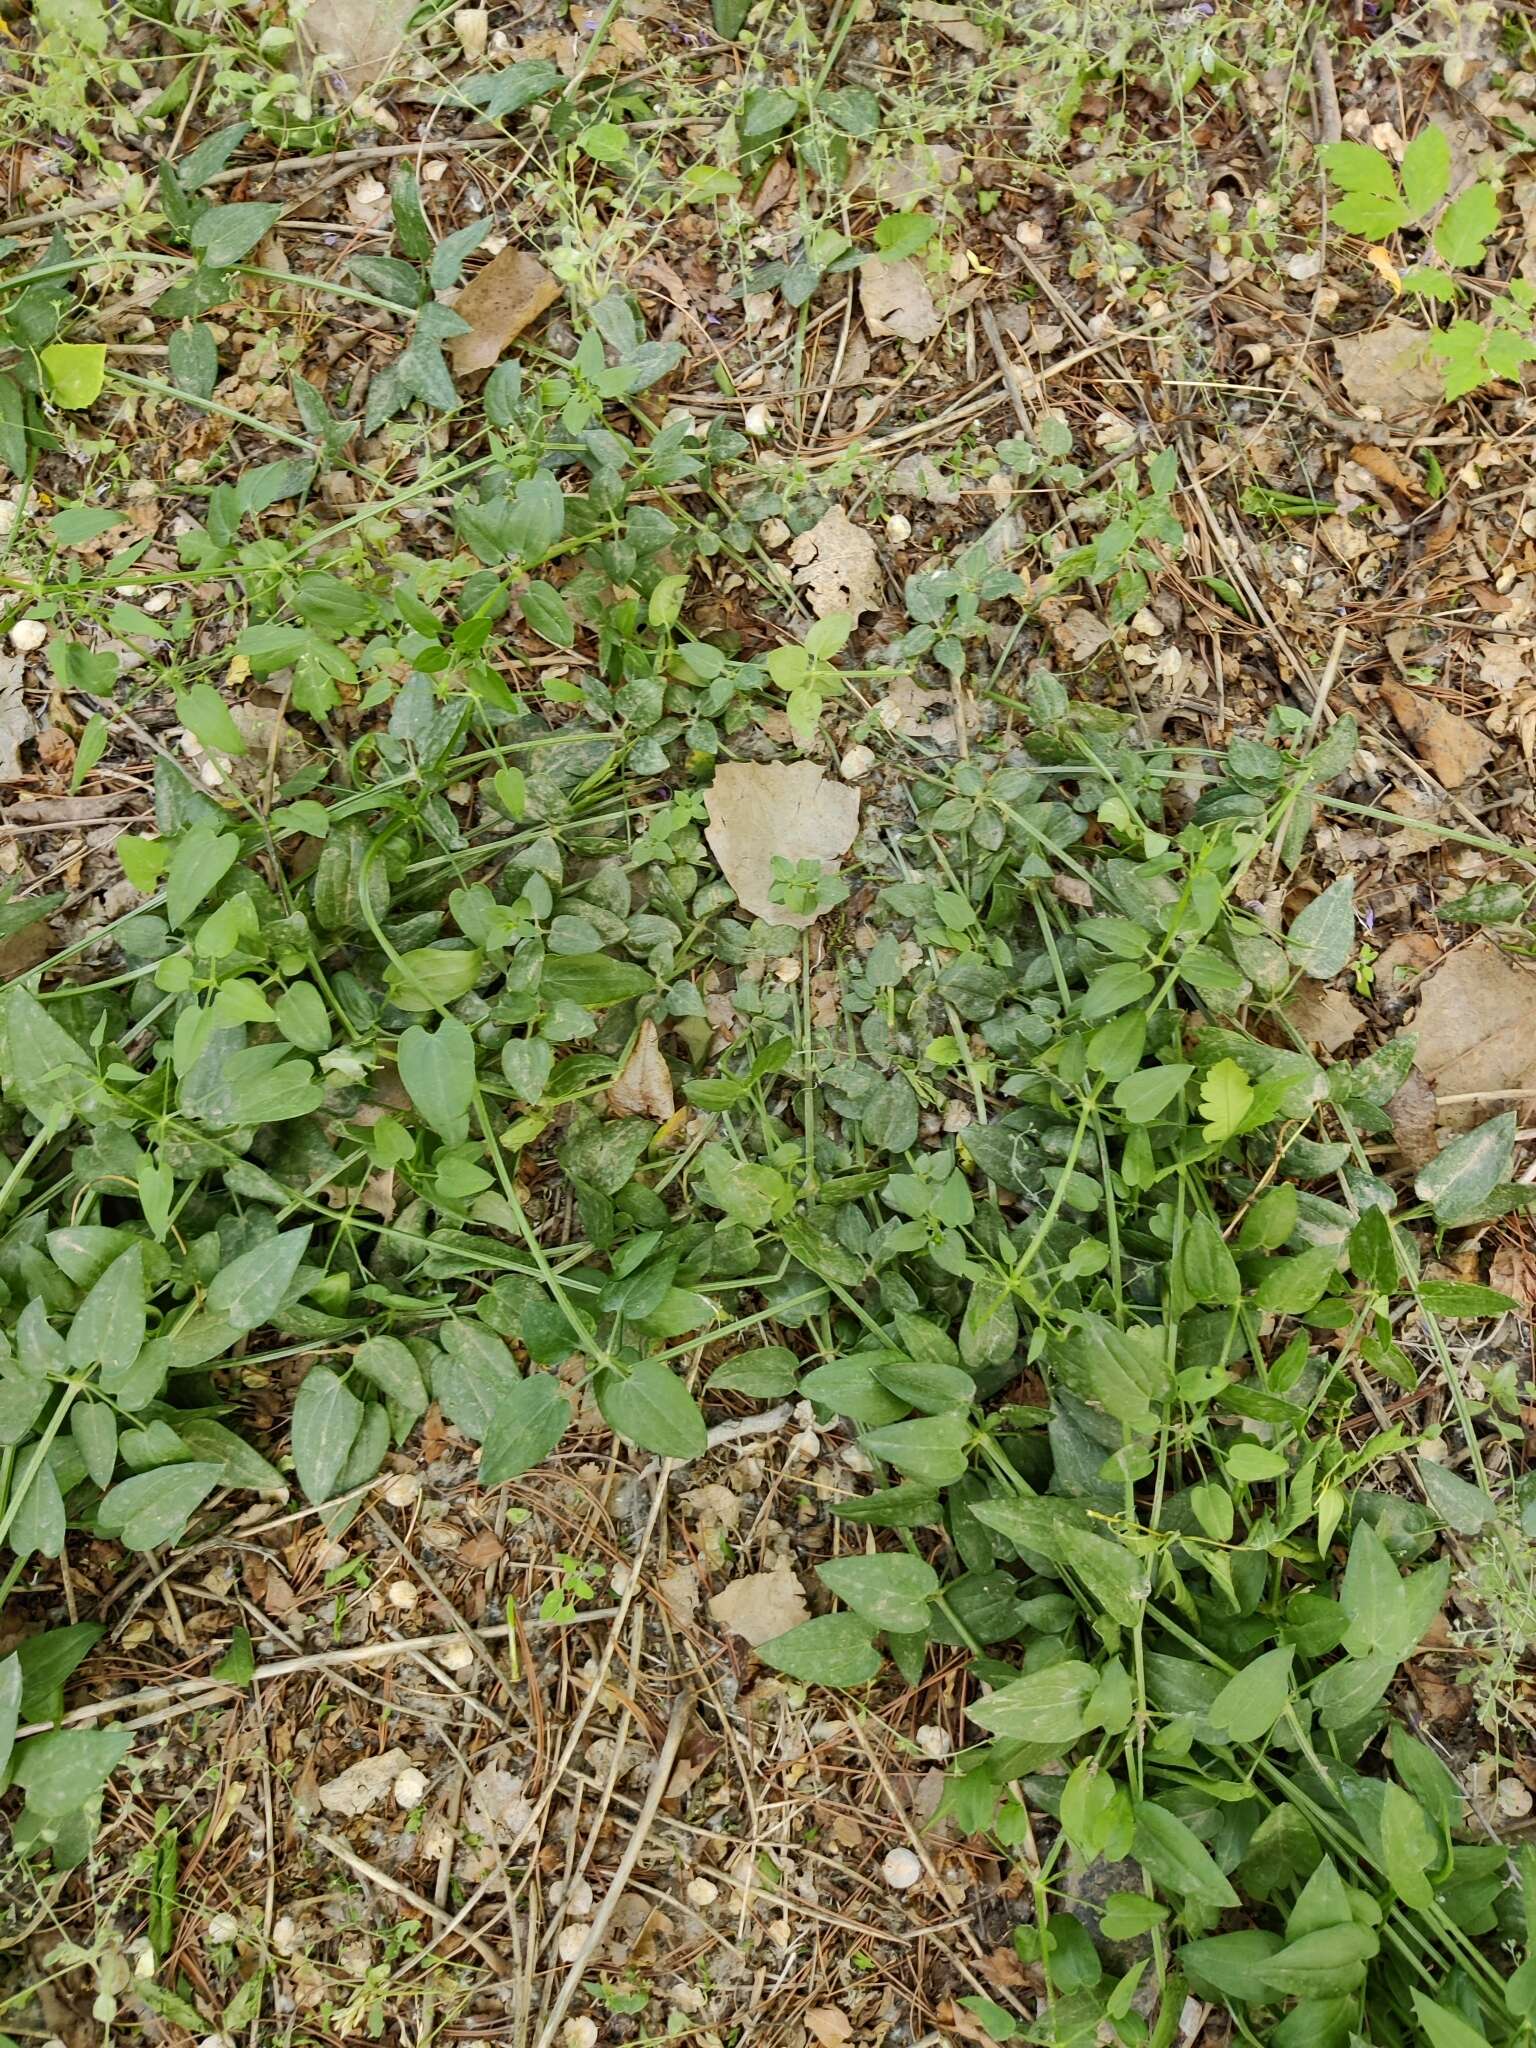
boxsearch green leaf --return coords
[0,1655,22,1783]
[1433,182,1499,269]
[13,1725,132,1820]
[1251,1245,1338,1316]
[397,1016,475,1135]
[291,1366,363,1503]
[1208,1646,1294,1743]
[1176,1213,1241,1306]
[71,1402,117,1491]
[10,1457,65,1559]
[1319,141,1399,198]
[539,953,653,1007]
[166,824,239,928]
[817,1554,939,1633]
[1133,1800,1240,1910]
[97,1462,223,1549]
[1048,1315,1169,1433]
[167,322,219,399]
[384,945,483,1012]
[520,580,576,647]
[1285,876,1354,979]
[1348,1204,1400,1292]
[967,1660,1098,1743]
[595,1358,706,1459]
[1412,1994,1493,2048]
[1255,1922,1378,1999]
[757,1613,882,1686]
[1417,1279,1519,1318]
[1198,1058,1253,1141]
[706,1346,800,1397]
[861,1075,919,1153]
[1417,1455,1497,1533]
[66,1246,145,1378]
[1180,1931,1284,2005]
[206,1228,311,1333]
[479,1375,571,1485]
[39,342,106,409]
[272,983,331,1054]
[1112,1063,1192,1122]
[1379,1780,1438,1909]
[1416,1114,1516,1227]
[211,1626,255,1686]
[175,683,246,756]
[1401,125,1451,217]
[189,202,283,266]
[352,1337,427,1419]
[857,1412,970,1485]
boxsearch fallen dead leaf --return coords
[703,762,860,930]
[608,1017,675,1119]
[301,0,415,88]
[1050,608,1113,665]
[0,675,32,783]
[1348,441,1427,503]
[1334,319,1444,424]
[1407,938,1536,1132]
[805,2009,854,2048]
[449,249,562,378]
[708,1567,810,1646]
[789,505,883,620]
[1286,980,1365,1054]
[1379,678,1494,788]
[1490,1242,1536,1308]
[318,1747,414,1817]
[860,257,941,344]
[1386,1069,1440,1169]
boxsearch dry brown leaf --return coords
[1050,608,1113,665]
[860,257,941,344]
[1490,1243,1536,1307]
[301,0,415,88]
[1348,440,1427,503]
[1385,1069,1440,1170]
[449,249,562,378]
[318,1747,413,1817]
[608,1018,675,1119]
[708,1567,809,1646]
[805,2009,854,2048]
[1379,677,1494,788]
[1333,319,1443,424]
[1407,938,1536,1132]
[789,506,883,620]
[1286,980,1365,1054]
[703,762,860,929]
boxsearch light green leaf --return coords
[1112,1063,1192,1123]
[857,1412,970,1485]
[397,1016,475,1135]
[66,1245,145,1378]
[1433,182,1499,269]
[189,201,284,267]
[97,1462,222,1549]
[351,1337,427,1419]
[1417,1455,1497,1533]
[1380,1781,1438,1909]
[0,1655,21,1784]
[39,343,107,409]
[1133,1799,1240,1910]
[1198,1058,1253,1141]
[1401,126,1451,217]
[480,1375,571,1485]
[595,1358,706,1459]
[1208,1646,1293,1744]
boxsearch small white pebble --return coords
[685,1877,720,1908]
[744,403,773,437]
[886,512,912,543]
[205,1912,239,1946]
[915,1724,952,1760]
[882,1846,923,1890]
[8,618,46,653]
[386,1579,418,1611]
[439,1639,475,1672]
[556,1923,593,1964]
[271,1915,299,1956]
[840,743,876,782]
[393,1767,429,1811]
[562,2022,598,2048]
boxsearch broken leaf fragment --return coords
[708,1567,809,1646]
[449,249,562,378]
[860,256,940,343]
[301,0,416,89]
[704,762,860,929]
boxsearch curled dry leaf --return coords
[707,1567,809,1646]
[608,1017,674,1120]
[1379,677,1494,789]
[1333,318,1443,425]
[703,761,860,929]
[1050,607,1113,666]
[789,505,883,620]
[1285,980,1365,1055]
[301,0,416,88]
[450,249,563,378]
[860,257,941,344]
